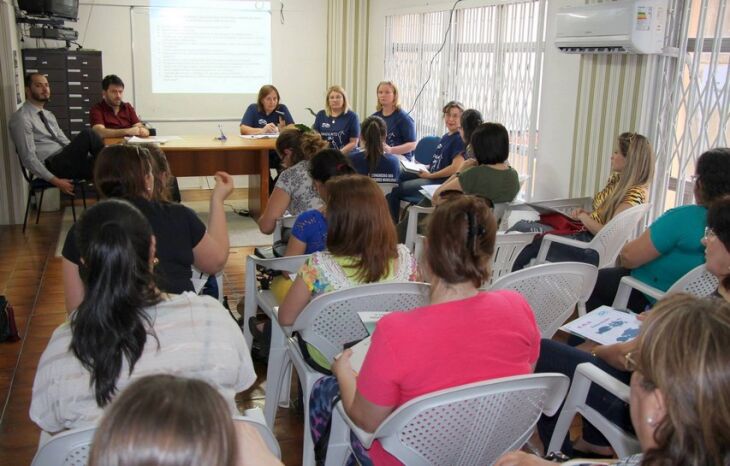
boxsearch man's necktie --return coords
[38,111,64,144]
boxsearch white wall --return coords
[5,0,327,194]
[367,0,582,200]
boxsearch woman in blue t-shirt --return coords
[239,84,294,135]
[386,101,465,221]
[313,85,360,154]
[349,115,401,184]
[372,81,417,159]
[286,149,355,256]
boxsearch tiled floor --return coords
[0,198,304,465]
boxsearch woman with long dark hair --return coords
[349,115,401,183]
[31,200,254,433]
[61,144,232,312]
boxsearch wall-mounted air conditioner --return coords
[555,0,668,54]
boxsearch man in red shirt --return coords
[90,75,150,138]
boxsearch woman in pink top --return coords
[310,195,541,465]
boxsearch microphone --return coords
[216,124,227,141]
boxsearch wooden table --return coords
[107,135,277,217]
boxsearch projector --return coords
[29,26,78,41]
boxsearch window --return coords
[652,0,730,212]
[384,1,546,192]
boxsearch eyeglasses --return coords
[704,227,717,241]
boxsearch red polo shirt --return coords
[89,100,141,129]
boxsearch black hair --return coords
[71,199,162,407]
[707,196,730,250]
[696,148,730,205]
[24,72,45,87]
[309,149,355,183]
[102,74,125,90]
[470,122,510,165]
[360,116,387,175]
[461,109,484,146]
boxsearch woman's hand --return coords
[495,451,553,466]
[332,348,356,378]
[212,171,235,202]
[262,122,278,134]
[418,169,431,179]
[571,208,589,218]
[459,158,478,171]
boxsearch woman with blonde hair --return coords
[372,81,417,159]
[257,127,329,234]
[89,374,281,466]
[512,132,654,270]
[497,293,730,466]
[313,85,360,154]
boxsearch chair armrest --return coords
[612,275,664,308]
[535,234,589,263]
[574,363,630,403]
[334,401,376,448]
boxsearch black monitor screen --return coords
[18,0,79,20]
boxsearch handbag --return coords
[0,296,20,343]
[538,212,586,236]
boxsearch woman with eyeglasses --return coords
[310,195,540,466]
[61,144,233,312]
[497,293,730,466]
[511,132,655,270]
[586,147,730,313]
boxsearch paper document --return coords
[240,134,279,139]
[126,136,181,144]
[357,311,390,335]
[419,184,441,201]
[347,336,372,374]
[400,159,429,174]
[560,305,641,345]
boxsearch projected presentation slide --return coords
[149,1,271,94]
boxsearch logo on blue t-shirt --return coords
[321,122,332,129]
[257,118,268,126]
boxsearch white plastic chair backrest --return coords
[243,254,310,347]
[666,264,719,297]
[292,282,430,363]
[234,409,282,459]
[405,205,434,252]
[372,373,570,466]
[489,262,599,338]
[32,426,96,466]
[487,232,538,286]
[585,203,651,268]
[273,215,296,243]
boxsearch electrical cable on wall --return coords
[408,0,463,115]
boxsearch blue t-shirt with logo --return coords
[373,108,416,159]
[349,149,402,183]
[313,110,361,150]
[429,132,465,172]
[240,103,294,128]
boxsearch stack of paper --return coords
[240,134,279,139]
[400,159,429,174]
[559,306,641,345]
[127,135,182,144]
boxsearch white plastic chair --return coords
[242,253,310,427]
[535,203,651,269]
[31,409,279,466]
[191,266,224,302]
[378,181,398,195]
[325,373,570,466]
[273,214,297,244]
[233,407,282,460]
[32,426,95,466]
[287,282,431,466]
[489,262,599,338]
[488,232,538,286]
[612,264,719,309]
[405,203,514,253]
[547,363,641,458]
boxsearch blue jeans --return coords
[536,339,634,453]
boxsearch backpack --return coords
[0,296,20,343]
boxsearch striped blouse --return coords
[590,172,647,224]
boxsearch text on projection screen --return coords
[149,2,271,94]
